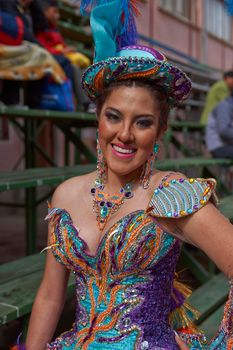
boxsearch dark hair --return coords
[95,79,170,132]
[39,0,58,10]
[223,70,233,79]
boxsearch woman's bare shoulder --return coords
[51,170,97,208]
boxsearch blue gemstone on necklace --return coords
[92,177,135,231]
[101,206,108,217]
[125,184,132,190]
[125,191,133,198]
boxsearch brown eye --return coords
[136,119,154,128]
[105,112,120,122]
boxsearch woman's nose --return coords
[117,123,134,143]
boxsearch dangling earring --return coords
[96,130,107,183]
[140,143,159,189]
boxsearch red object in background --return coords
[36,27,66,55]
[0,12,24,46]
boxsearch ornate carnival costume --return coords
[46,177,233,349]
[35,1,233,349]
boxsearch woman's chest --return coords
[66,191,153,257]
[50,209,179,276]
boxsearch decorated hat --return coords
[81,0,192,106]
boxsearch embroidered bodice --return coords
[45,177,232,350]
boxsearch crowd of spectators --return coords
[0,0,94,112]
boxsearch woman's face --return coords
[44,6,60,27]
[98,86,163,178]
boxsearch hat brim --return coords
[82,56,192,106]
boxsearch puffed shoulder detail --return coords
[148,177,217,219]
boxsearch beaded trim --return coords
[82,56,192,106]
[148,177,216,219]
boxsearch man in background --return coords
[206,93,233,159]
[201,70,233,125]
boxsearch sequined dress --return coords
[46,178,233,350]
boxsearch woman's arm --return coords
[25,184,72,350]
[176,202,233,278]
[25,248,70,350]
[174,202,233,350]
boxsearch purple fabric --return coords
[123,241,181,349]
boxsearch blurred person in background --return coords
[206,93,233,159]
[37,0,90,68]
[0,0,66,107]
[0,0,46,43]
[0,0,46,106]
[36,0,95,112]
[200,70,233,125]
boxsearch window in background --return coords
[206,0,232,42]
[160,0,195,22]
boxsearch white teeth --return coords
[113,145,135,154]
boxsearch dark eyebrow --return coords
[105,107,155,119]
[105,107,121,114]
[136,114,155,118]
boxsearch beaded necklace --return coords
[91,178,133,233]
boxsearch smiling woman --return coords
[18,0,233,350]
[97,85,161,179]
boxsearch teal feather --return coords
[225,0,233,15]
[79,0,138,48]
[79,0,109,15]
